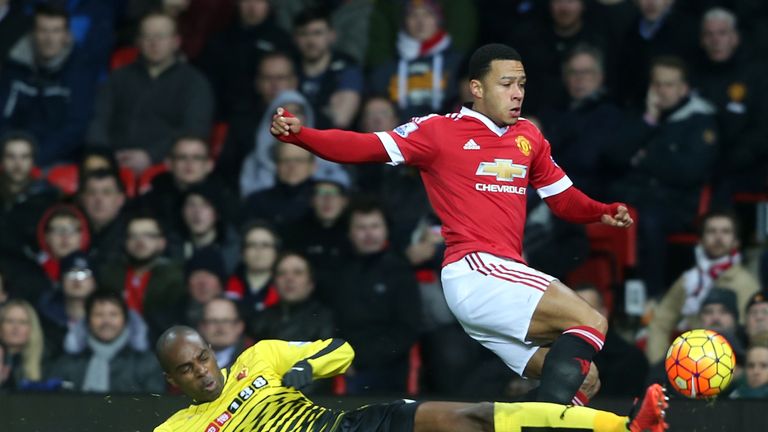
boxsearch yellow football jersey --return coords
[155,339,354,432]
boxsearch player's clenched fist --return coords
[601,204,633,228]
[270,107,303,137]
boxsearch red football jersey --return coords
[374,106,571,266]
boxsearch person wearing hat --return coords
[183,247,227,328]
[698,287,747,362]
[746,291,768,346]
[37,251,97,357]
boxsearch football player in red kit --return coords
[270,44,632,406]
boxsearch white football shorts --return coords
[441,251,556,375]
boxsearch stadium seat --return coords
[119,167,137,198]
[566,206,638,315]
[46,164,79,195]
[407,344,422,396]
[209,121,229,160]
[137,163,168,194]
[110,46,139,70]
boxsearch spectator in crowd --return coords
[0,0,31,67]
[366,0,477,68]
[271,0,373,65]
[250,253,333,342]
[241,142,317,231]
[37,252,96,356]
[730,343,768,399]
[239,90,349,197]
[87,11,214,174]
[697,288,747,357]
[646,211,759,363]
[98,212,184,342]
[79,147,120,176]
[3,203,90,303]
[126,0,236,60]
[694,8,768,200]
[746,291,768,346]
[197,0,294,119]
[354,97,400,193]
[574,284,648,397]
[216,52,300,193]
[617,0,699,108]
[79,169,127,274]
[523,197,589,281]
[369,0,461,122]
[326,200,421,394]
[284,180,349,285]
[138,136,236,236]
[169,182,240,274]
[48,291,164,394]
[293,7,363,129]
[0,5,99,168]
[0,299,44,390]
[512,0,612,113]
[183,247,227,327]
[225,221,279,323]
[610,56,718,296]
[46,0,121,70]
[198,297,250,369]
[0,132,56,259]
[0,269,7,305]
[539,44,625,199]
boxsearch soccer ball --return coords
[665,329,735,398]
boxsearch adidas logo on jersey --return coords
[463,139,481,150]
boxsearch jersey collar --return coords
[460,104,509,137]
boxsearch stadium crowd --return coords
[0,0,768,401]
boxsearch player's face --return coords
[165,336,225,402]
[746,347,768,388]
[472,60,526,126]
[700,217,737,259]
[701,18,739,63]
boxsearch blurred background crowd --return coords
[0,0,767,401]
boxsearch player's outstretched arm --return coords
[270,107,391,164]
[544,186,633,228]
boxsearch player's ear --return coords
[164,372,177,388]
[469,79,483,99]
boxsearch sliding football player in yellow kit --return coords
[154,326,667,432]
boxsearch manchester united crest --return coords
[515,136,531,156]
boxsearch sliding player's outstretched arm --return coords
[270,107,391,164]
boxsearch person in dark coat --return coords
[78,169,127,275]
[539,44,625,200]
[250,253,333,342]
[324,200,421,395]
[610,56,718,295]
[0,4,99,168]
[86,11,213,173]
[0,0,32,67]
[693,7,768,200]
[47,291,164,394]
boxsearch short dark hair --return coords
[240,219,281,250]
[258,51,296,76]
[563,43,605,74]
[139,10,178,35]
[468,44,522,81]
[79,168,126,195]
[274,251,315,282]
[86,291,128,325]
[126,209,165,238]
[0,131,38,159]
[650,55,689,83]
[293,7,332,29]
[170,135,210,158]
[699,210,740,238]
[34,4,70,26]
[347,196,389,227]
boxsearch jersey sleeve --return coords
[529,127,573,198]
[374,114,441,168]
[255,339,354,380]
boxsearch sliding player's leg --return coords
[525,280,608,405]
[412,384,668,432]
[524,347,601,401]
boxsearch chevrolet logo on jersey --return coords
[476,159,528,182]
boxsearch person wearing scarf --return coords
[646,211,760,363]
[369,0,461,122]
